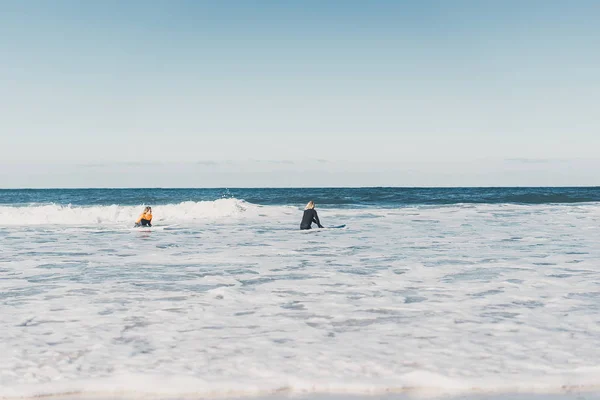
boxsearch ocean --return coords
[1,187,600,400]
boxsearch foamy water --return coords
[1,197,600,399]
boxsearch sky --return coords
[1,0,599,188]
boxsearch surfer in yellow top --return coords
[134,206,152,227]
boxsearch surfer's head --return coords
[305,201,315,210]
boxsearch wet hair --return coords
[305,200,315,210]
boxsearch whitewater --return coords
[1,189,600,399]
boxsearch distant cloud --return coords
[272,160,295,165]
[121,161,165,167]
[505,158,570,164]
[75,161,167,169]
[250,160,296,165]
[77,163,107,169]
[61,160,305,168]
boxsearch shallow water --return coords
[1,189,600,398]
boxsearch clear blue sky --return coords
[1,0,599,187]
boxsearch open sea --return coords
[1,187,600,400]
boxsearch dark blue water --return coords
[1,187,599,208]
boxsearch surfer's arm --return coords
[313,211,323,228]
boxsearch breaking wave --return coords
[0,198,278,226]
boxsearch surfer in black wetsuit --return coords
[300,201,324,230]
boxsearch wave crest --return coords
[0,198,256,226]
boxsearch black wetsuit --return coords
[300,209,323,230]
[135,219,152,227]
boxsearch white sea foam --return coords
[1,203,600,399]
[0,198,287,226]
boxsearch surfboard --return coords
[300,224,346,232]
[130,224,179,231]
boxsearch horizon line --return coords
[1,185,600,190]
